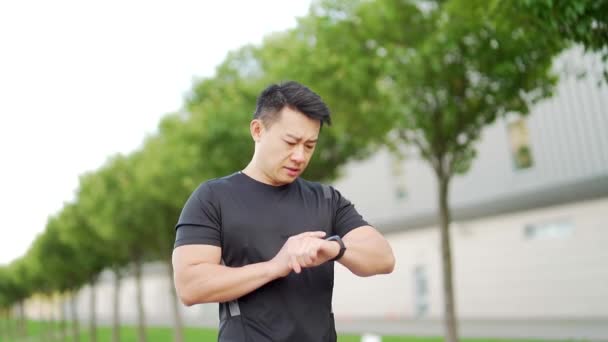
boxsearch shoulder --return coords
[192,172,241,200]
[296,178,336,200]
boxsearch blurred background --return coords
[1,0,607,341]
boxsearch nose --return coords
[291,145,306,163]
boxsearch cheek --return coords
[262,142,289,163]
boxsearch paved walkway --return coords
[335,318,608,341]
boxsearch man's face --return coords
[254,106,321,186]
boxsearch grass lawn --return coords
[0,320,574,342]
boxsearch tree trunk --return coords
[112,267,122,342]
[58,294,67,342]
[9,309,15,340]
[18,300,26,338]
[438,174,459,342]
[71,290,81,342]
[2,309,13,341]
[48,296,56,342]
[134,259,147,342]
[0,310,6,340]
[39,299,47,342]
[88,277,96,342]
[166,260,184,342]
[10,308,17,341]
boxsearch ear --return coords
[250,119,264,143]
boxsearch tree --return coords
[56,201,109,342]
[78,168,132,342]
[28,215,94,341]
[302,0,563,341]
[132,134,195,342]
[0,266,19,340]
[4,259,34,339]
[519,0,608,80]
[86,154,154,342]
[26,232,61,341]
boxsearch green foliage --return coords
[78,154,153,265]
[520,0,607,52]
[373,0,561,177]
[78,165,130,271]
[185,70,262,179]
[56,202,108,284]
[0,267,13,309]
[519,0,608,80]
[0,259,34,309]
[28,216,85,292]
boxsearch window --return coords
[507,118,534,170]
[390,154,407,200]
[524,219,574,240]
[413,265,429,317]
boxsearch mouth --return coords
[284,167,301,176]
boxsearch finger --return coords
[301,231,327,238]
[301,239,318,265]
[308,246,319,263]
[295,243,310,267]
[300,252,313,266]
[309,239,322,260]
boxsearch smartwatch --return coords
[325,235,346,262]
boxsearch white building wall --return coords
[332,197,608,320]
[22,265,219,327]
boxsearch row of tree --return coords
[1,1,604,341]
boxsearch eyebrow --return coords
[286,134,318,143]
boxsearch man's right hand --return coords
[268,231,328,277]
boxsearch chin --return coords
[283,177,298,184]
[278,175,297,184]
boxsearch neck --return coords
[242,160,275,186]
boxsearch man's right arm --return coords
[172,231,330,306]
[172,244,282,306]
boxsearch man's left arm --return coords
[331,225,395,277]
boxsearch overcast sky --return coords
[0,0,312,265]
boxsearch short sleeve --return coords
[331,186,369,237]
[174,182,222,248]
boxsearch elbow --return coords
[369,251,396,276]
[382,253,396,274]
[180,294,198,307]
[174,276,212,306]
[177,286,214,306]
[352,254,395,277]
[176,281,220,306]
[379,242,396,274]
[175,284,198,307]
[180,296,196,307]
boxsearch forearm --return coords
[176,261,278,305]
[338,228,395,277]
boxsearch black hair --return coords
[253,81,331,127]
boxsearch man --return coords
[173,81,395,341]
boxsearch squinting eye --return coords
[285,141,296,146]
[305,145,315,149]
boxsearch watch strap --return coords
[325,235,346,262]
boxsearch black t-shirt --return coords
[174,172,369,342]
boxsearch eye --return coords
[305,144,315,150]
[285,140,296,146]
